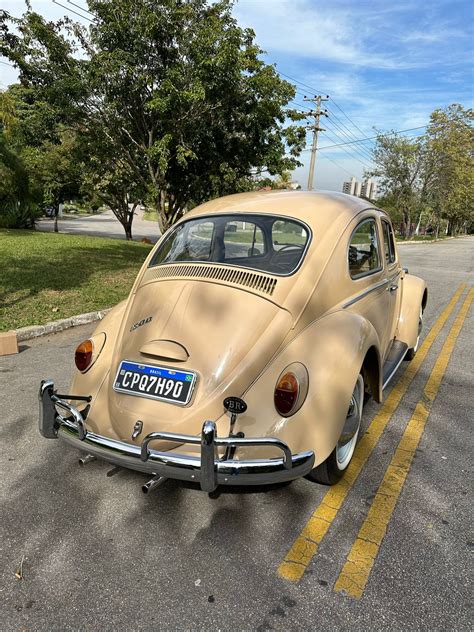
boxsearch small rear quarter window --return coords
[348,219,381,279]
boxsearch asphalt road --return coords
[1,237,473,631]
[37,208,161,242]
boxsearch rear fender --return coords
[234,310,381,465]
[397,275,427,349]
[69,300,127,401]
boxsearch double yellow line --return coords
[334,286,473,598]
[278,283,468,585]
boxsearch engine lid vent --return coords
[147,264,278,296]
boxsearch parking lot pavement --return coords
[1,237,473,631]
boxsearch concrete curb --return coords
[396,236,466,246]
[16,309,112,342]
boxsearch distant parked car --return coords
[42,206,56,218]
[39,191,427,493]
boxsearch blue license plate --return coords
[113,361,196,406]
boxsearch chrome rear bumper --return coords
[39,380,315,492]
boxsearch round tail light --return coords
[75,339,94,372]
[274,371,300,416]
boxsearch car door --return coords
[346,215,395,361]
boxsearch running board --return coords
[382,341,408,390]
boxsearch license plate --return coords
[113,361,197,406]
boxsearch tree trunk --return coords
[403,210,411,239]
[53,204,59,233]
[415,212,422,235]
[122,215,133,240]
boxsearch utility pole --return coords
[303,95,329,191]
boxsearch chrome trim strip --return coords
[39,382,315,490]
[342,278,390,309]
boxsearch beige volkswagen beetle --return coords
[39,191,427,493]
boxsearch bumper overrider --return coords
[39,380,315,493]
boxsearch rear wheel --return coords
[307,374,364,485]
[406,306,423,361]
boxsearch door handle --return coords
[388,284,398,292]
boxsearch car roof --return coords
[184,190,381,230]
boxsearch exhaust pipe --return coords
[78,454,96,467]
[142,475,167,494]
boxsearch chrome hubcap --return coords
[414,310,423,352]
[336,375,363,470]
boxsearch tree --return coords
[1,1,306,236]
[23,130,83,232]
[0,84,83,230]
[274,171,293,189]
[0,89,38,227]
[424,104,474,235]
[369,134,430,238]
[80,126,146,239]
[370,105,473,238]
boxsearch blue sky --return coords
[1,0,473,191]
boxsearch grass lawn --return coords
[0,229,152,331]
[143,210,159,221]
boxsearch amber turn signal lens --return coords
[75,339,94,372]
[274,371,299,416]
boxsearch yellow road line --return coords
[334,287,473,598]
[278,283,467,582]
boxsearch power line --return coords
[277,69,326,97]
[320,154,357,178]
[316,125,373,170]
[324,116,375,162]
[65,0,94,17]
[0,60,15,67]
[328,97,369,138]
[277,68,375,139]
[326,104,375,148]
[51,0,93,21]
[310,126,427,151]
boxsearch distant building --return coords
[342,177,377,200]
[342,177,357,195]
[360,178,377,200]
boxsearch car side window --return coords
[381,219,396,265]
[348,218,381,279]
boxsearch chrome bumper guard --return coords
[39,380,315,492]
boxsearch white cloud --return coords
[233,0,437,69]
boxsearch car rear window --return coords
[149,214,310,275]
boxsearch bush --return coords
[0,201,41,228]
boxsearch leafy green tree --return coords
[1,0,305,236]
[369,134,431,238]
[23,130,83,231]
[424,104,474,235]
[0,84,83,230]
[0,89,38,227]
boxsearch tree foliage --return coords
[1,0,305,237]
[370,104,474,237]
[424,104,474,234]
[0,83,82,228]
[369,135,429,238]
